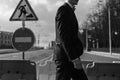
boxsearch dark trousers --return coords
[55,60,88,80]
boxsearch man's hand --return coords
[72,58,83,69]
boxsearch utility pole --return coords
[104,0,112,54]
[86,28,88,51]
[98,0,112,54]
[105,0,112,55]
[38,34,40,47]
[108,5,112,55]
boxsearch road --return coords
[0,49,119,62]
[0,49,53,61]
[0,49,120,80]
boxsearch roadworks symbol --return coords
[10,0,38,21]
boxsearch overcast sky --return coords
[0,0,97,47]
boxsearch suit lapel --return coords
[64,3,78,21]
[64,3,74,12]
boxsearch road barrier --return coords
[0,60,36,80]
[86,62,120,80]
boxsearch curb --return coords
[86,51,120,59]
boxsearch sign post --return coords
[22,13,26,60]
[10,0,38,60]
[22,14,26,28]
[8,1,38,80]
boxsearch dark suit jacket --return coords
[54,3,83,61]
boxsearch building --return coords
[48,41,55,49]
[0,31,13,48]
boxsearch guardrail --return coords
[0,60,36,80]
[1,59,119,80]
[86,62,120,80]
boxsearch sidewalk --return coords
[0,49,18,54]
[0,48,40,54]
[85,50,120,59]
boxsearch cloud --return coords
[29,0,48,5]
[86,0,92,4]
[0,3,12,21]
[0,0,20,21]
[29,0,63,12]
[46,1,63,12]
[80,0,97,5]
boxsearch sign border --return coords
[9,0,38,21]
[12,27,35,51]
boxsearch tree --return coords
[81,0,120,48]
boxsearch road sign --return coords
[10,0,38,21]
[12,27,35,51]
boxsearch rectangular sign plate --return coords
[15,37,32,43]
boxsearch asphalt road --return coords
[0,49,119,62]
[0,49,53,61]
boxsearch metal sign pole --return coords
[22,20,25,29]
[86,28,88,51]
[23,52,25,60]
[22,14,26,60]
[22,14,26,29]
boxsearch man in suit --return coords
[54,0,88,80]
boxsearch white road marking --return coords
[36,54,53,67]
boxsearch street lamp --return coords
[107,0,112,55]
[86,27,88,51]
[35,23,41,48]
[103,0,112,54]
[98,0,112,54]
[114,31,118,35]
[85,20,91,51]
[38,33,40,47]
[96,39,99,48]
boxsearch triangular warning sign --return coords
[10,0,38,21]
